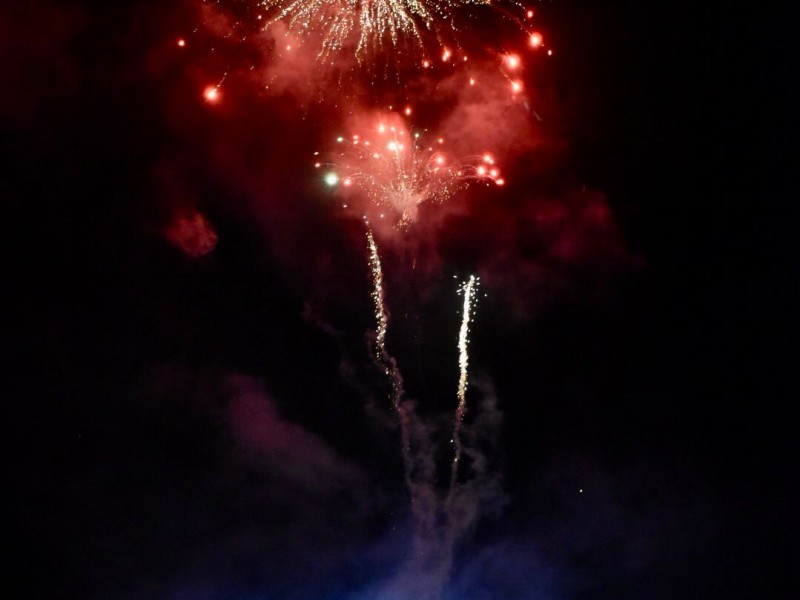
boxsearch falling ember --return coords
[511,80,523,93]
[529,31,543,48]
[177,38,186,47]
[448,275,479,493]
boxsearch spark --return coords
[448,275,479,495]
[529,31,543,48]
[322,114,504,227]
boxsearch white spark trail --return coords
[366,224,414,483]
[448,274,478,496]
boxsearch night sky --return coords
[5,1,795,599]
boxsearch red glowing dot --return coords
[422,59,431,68]
[496,179,506,186]
[547,49,553,56]
[511,80,523,93]
[469,78,476,86]
[442,48,452,62]
[529,32,543,48]
[404,106,412,116]
[203,86,220,103]
[177,38,186,47]
[505,54,521,69]
[527,10,534,18]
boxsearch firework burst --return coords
[319,113,504,227]
[256,0,496,65]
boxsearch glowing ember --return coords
[203,86,220,103]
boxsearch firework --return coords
[320,113,504,227]
[366,224,415,468]
[448,275,478,493]
[257,0,494,65]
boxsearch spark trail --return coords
[366,225,413,480]
[366,224,444,597]
[448,275,478,496]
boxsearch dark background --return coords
[4,0,795,598]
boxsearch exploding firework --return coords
[192,1,552,100]
[319,113,504,227]
[257,0,495,66]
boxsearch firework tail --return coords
[447,275,478,501]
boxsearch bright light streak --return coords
[448,275,479,491]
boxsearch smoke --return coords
[436,63,542,158]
